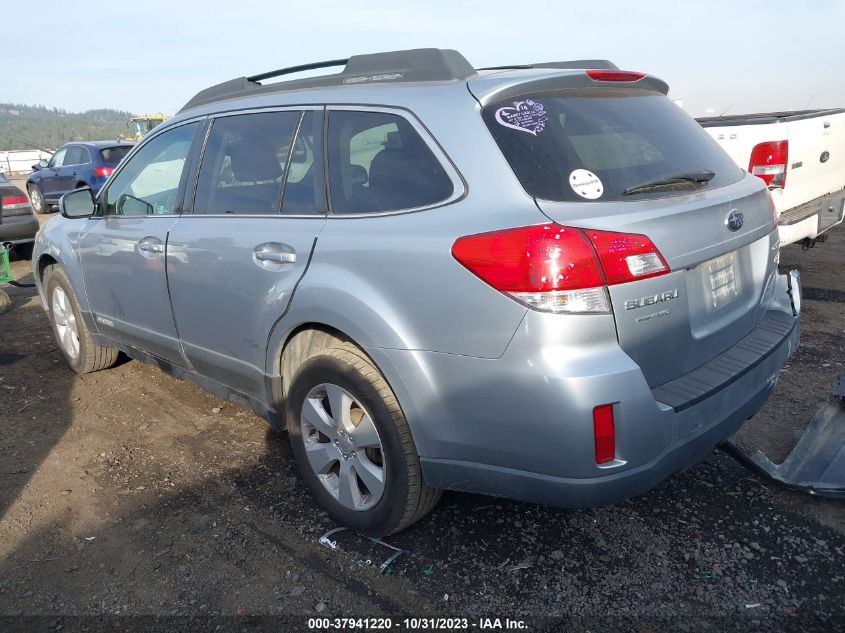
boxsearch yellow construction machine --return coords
[127,114,169,141]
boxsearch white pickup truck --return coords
[698,109,845,247]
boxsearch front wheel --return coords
[287,346,441,535]
[44,265,119,373]
[28,184,47,214]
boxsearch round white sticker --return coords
[569,169,604,200]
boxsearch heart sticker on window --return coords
[494,99,549,136]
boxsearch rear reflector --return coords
[94,167,114,178]
[452,224,670,313]
[586,70,646,82]
[583,230,670,284]
[748,140,788,189]
[593,404,616,464]
[1,195,29,208]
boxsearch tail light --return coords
[1,195,29,208]
[94,167,114,178]
[593,404,616,464]
[451,224,670,314]
[586,70,646,82]
[748,140,788,189]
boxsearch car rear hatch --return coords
[473,71,780,387]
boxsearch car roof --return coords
[177,48,643,114]
[61,141,136,149]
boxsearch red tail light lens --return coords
[748,140,788,189]
[94,167,114,178]
[452,224,671,313]
[586,70,646,82]
[1,195,29,207]
[584,230,670,285]
[451,224,609,313]
[593,404,616,464]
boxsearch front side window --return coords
[327,110,453,214]
[103,122,198,216]
[48,147,67,168]
[194,111,300,215]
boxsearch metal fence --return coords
[0,149,54,175]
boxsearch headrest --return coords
[227,139,282,182]
[384,131,403,150]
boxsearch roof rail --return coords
[180,48,477,113]
[478,59,619,71]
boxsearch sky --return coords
[2,0,844,117]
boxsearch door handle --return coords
[138,236,165,256]
[255,251,296,263]
[253,242,296,267]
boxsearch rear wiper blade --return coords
[622,170,716,196]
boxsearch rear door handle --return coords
[254,242,296,266]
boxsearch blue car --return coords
[26,141,135,214]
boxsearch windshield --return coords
[482,89,743,202]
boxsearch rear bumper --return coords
[0,213,39,244]
[777,188,845,246]
[368,271,800,508]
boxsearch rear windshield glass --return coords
[100,146,132,164]
[482,90,743,202]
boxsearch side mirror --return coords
[32,159,48,171]
[60,187,96,219]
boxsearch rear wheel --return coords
[44,265,119,373]
[287,345,441,535]
[28,184,47,214]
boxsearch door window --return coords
[194,111,300,215]
[64,146,84,166]
[103,122,199,216]
[48,148,67,168]
[327,110,453,214]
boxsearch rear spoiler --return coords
[472,71,670,107]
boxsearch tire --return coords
[28,183,47,214]
[287,345,441,535]
[43,265,119,373]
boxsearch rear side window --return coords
[327,110,453,214]
[483,90,743,202]
[194,111,300,215]
[100,146,132,164]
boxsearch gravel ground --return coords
[0,214,843,632]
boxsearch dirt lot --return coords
[0,213,843,631]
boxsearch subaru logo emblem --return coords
[726,209,744,232]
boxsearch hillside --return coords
[0,103,135,151]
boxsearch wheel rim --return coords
[30,187,42,211]
[52,286,80,360]
[300,383,386,511]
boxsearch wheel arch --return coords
[35,247,92,315]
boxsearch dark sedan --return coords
[26,141,134,214]
[0,173,39,255]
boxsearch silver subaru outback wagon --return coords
[34,49,801,535]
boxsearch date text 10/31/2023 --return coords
[307,617,528,630]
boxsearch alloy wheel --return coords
[300,383,386,511]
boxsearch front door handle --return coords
[255,250,296,263]
[138,236,165,257]
[254,242,296,267]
